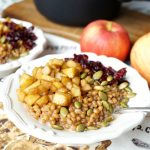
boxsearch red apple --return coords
[80,20,131,61]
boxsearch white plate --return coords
[0,18,46,78]
[1,52,150,146]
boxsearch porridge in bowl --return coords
[17,54,136,132]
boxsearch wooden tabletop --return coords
[2,0,150,43]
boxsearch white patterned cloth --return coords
[0,0,22,13]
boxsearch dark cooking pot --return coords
[34,0,131,26]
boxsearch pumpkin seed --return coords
[93,71,103,80]
[74,101,82,109]
[101,121,109,127]
[122,98,129,103]
[105,116,114,122]
[87,79,94,84]
[80,72,87,79]
[120,102,128,108]
[99,91,108,101]
[119,82,129,90]
[51,125,64,130]
[125,87,132,92]
[94,81,101,86]
[94,85,105,91]
[0,36,6,43]
[76,124,86,132]
[87,109,93,116]
[60,107,68,117]
[87,126,98,130]
[107,75,113,82]
[101,81,108,86]
[127,92,136,98]
[102,101,113,113]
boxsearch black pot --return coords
[34,0,131,26]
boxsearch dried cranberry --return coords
[4,20,37,50]
[71,54,127,85]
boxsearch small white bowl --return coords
[1,52,150,146]
[0,18,46,78]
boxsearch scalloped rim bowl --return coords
[2,52,150,145]
[0,18,47,77]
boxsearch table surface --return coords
[1,1,150,150]
[2,0,150,43]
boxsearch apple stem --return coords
[107,21,113,31]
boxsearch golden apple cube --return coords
[36,95,49,107]
[66,60,82,72]
[49,58,64,67]
[53,81,64,89]
[53,92,71,106]
[33,67,43,79]
[50,85,57,93]
[20,73,35,90]
[55,72,65,80]
[32,67,39,77]
[61,62,68,69]
[61,77,71,84]
[57,87,68,93]
[81,79,87,87]
[40,74,55,82]
[40,80,51,90]
[24,80,40,94]
[72,77,80,85]
[16,89,26,102]
[25,94,40,106]
[65,82,72,90]
[62,67,77,78]
[71,86,81,97]
[82,84,92,91]
[66,60,78,68]
[42,66,51,75]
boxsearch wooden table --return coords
[3,0,150,43]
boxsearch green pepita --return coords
[105,116,114,122]
[74,101,82,109]
[100,121,109,127]
[93,71,103,80]
[99,91,108,101]
[107,76,113,82]
[101,81,108,86]
[60,107,68,117]
[87,79,94,84]
[76,124,86,132]
[120,102,128,108]
[119,82,129,90]
[122,98,129,103]
[102,101,113,113]
[94,81,101,86]
[127,92,136,98]
[87,109,93,116]
[80,72,87,79]
[51,125,64,130]
[0,36,6,43]
[94,85,105,91]
[125,87,132,92]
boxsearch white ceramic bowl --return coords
[0,18,47,78]
[1,52,150,146]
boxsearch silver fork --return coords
[114,107,150,114]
